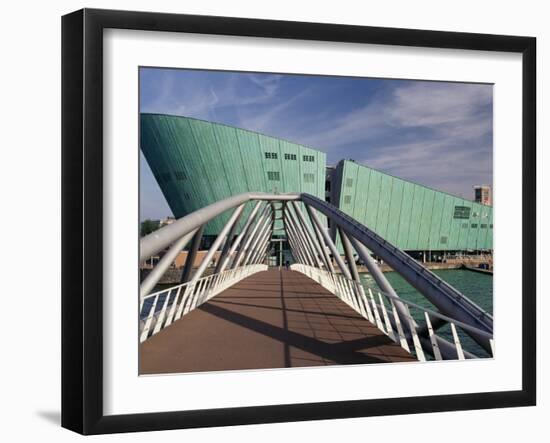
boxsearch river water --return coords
[359,269,493,358]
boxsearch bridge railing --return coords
[291,263,494,361]
[139,264,267,343]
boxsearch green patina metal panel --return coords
[258,134,283,192]
[140,114,327,236]
[354,165,371,224]
[396,181,414,248]
[211,124,252,232]
[339,161,358,216]
[364,169,382,230]
[189,120,230,202]
[406,186,425,250]
[487,209,494,249]
[438,195,455,251]
[235,130,268,193]
[455,199,472,249]
[347,162,361,220]
[429,192,445,250]
[334,160,493,252]
[468,202,481,249]
[317,151,326,206]
[279,140,302,193]
[447,197,462,250]
[417,188,435,250]
[386,179,404,245]
[374,174,393,239]
[472,202,492,249]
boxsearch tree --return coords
[140,219,160,237]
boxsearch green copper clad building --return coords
[330,160,493,253]
[140,114,326,238]
[140,113,493,254]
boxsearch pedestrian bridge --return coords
[140,268,416,374]
[139,192,494,373]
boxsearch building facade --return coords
[140,114,326,238]
[141,114,493,254]
[474,185,492,206]
[331,160,493,253]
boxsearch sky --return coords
[139,68,493,221]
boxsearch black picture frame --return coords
[61,8,536,435]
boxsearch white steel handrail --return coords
[290,263,493,361]
[139,264,267,343]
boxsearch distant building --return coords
[474,185,492,206]
[159,216,175,226]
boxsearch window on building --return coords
[325,180,331,192]
[453,206,471,219]
[265,152,278,159]
[461,223,468,228]
[284,153,296,160]
[343,195,352,204]
[303,173,315,183]
[440,236,448,244]
[481,224,488,228]
[174,170,187,181]
[267,171,280,181]
[302,155,314,162]
[490,224,493,229]
[346,178,353,187]
[471,223,478,228]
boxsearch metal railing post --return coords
[284,213,315,267]
[191,203,246,283]
[180,225,204,283]
[287,203,324,269]
[233,205,272,268]
[218,200,263,273]
[305,203,352,279]
[243,216,272,266]
[214,201,247,274]
[290,201,332,271]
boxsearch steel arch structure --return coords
[139,192,494,361]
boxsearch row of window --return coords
[161,168,320,184]
[264,152,316,162]
[157,170,187,185]
[266,171,317,183]
[267,171,280,181]
[455,223,494,229]
[453,206,471,219]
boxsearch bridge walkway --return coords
[140,268,415,374]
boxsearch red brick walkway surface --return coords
[140,269,416,374]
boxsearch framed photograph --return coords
[61,8,536,434]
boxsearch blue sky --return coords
[139,68,493,220]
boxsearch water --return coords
[360,269,493,358]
